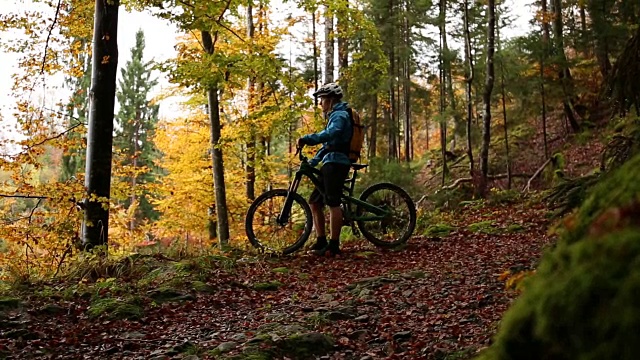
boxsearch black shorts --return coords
[309,163,351,207]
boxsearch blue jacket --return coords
[301,102,352,166]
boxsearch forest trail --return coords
[0,201,551,360]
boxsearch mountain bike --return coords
[245,148,417,255]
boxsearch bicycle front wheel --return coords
[356,183,417,247]
[245,189,313,255]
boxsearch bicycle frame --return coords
[277,153,390,225]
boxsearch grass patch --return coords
[305,312,329,326]
[87,297,143,320]
[468,221,498,234]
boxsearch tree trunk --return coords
[579,2,588,54]
[324,4,334,84]
[496,11,511,189]
[403,57,411,163]
[541,0,550,44]
[439,0,448,186]
[425,115,429,150]
[541,56,549,157]
[369,94,378,158]
[540,0,549,158]
[396,73,401,159]
[246,1,256,201]
[337,1,349,94]
[463,0,474,178]
[201,30,230,246]
[312,10,319,107]
[130,113,139,230]
[443,12,458,153]
[82,0,119,250]
[383,101,392,158]
[587,0,612,78]
[388,51,397,160]
[403,14,411,163]
[479,0,495,197]
[553,0,580,132]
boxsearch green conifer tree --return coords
[115,29,160,227]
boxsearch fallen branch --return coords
[111,337,167,343]
[522,158,552,193]
[441,173,532,190]
[417,174,533,202]
[423,154,468,184]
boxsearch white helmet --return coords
[313,82,343,99]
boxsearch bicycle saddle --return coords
[351,163,368,170]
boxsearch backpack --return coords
[346,108,366,163]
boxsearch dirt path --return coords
[0,202,552,360]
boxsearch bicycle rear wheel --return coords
[356,183,416,247]
[245,189,313,255]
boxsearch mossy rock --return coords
[276,332,334,359]
[0,297,21,311]
[38,304,66,315]
[87,297,143,320]
[192,281,216,294]
[224,348,275,360]
[148,287,195,303]
[478,228,640,360]
[271,267,289,274]
[252,281,283,291]
[468,221,498,234]
[563,153,640,244]
[423,223,456,237]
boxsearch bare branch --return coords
[216,21,244,43]
[216,0,233,23]
[0,194,49,199]
[25,121,86,150]
[41,0,63,75]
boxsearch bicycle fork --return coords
[277,173,303,226]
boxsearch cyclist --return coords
[297,82,352,257]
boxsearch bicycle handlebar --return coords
[295,146,307,162]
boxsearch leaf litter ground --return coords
[0,201,552,359]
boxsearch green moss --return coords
[488,189,521,205]
[0,297,21,311]
[506,223,525,233]
[271,267,289,274]
[479,153,640,360]
[564,153,640,244]
[467,221,497,234]
[252,281,283,291]
[87,297,143,320]
[478,230,640,360]
[423,223,456,237]
[192,281,215,294]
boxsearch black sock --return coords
[317,235,327,243]
[329,239,340,250]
